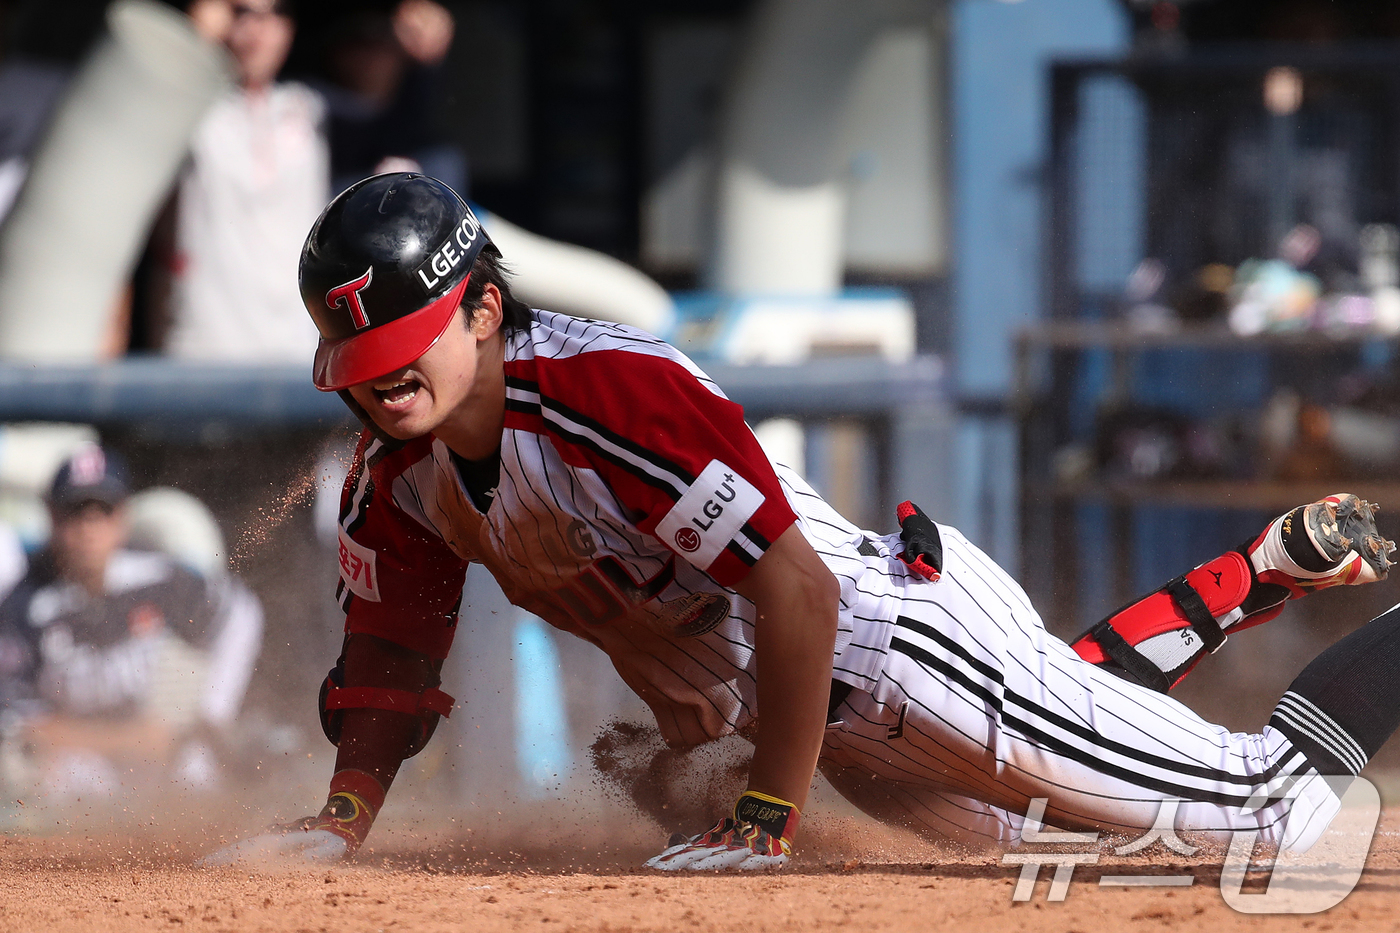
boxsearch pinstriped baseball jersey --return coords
[335,310,912,745]
[333,309,1356,847]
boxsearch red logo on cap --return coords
[326,267,374,330]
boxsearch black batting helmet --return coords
[299,173,492,391]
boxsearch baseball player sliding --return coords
[205,174,1400,870]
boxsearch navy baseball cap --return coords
[48,444,129,513]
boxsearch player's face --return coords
[225,0,294,90]
[50,501,127,595]
[347,286,505,446]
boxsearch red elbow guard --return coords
[323,686,455,717]
[318,673,456,757]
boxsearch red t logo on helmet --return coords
[326,267,374,330]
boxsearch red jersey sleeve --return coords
[504,349,797,587]
[335,433,470,659]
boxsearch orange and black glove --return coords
[644,791,799,871]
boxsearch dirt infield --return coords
[2,804,1397,933]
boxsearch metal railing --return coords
[0,355,954,525]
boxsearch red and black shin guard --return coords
[1072,495,1395,693]
[1071,550,1279,692]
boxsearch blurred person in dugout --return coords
[316,0,461,193]
[154,0,328,361]
[0,444,263,799]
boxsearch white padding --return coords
[480,209,675,336]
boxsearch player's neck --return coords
[433,331,506,461]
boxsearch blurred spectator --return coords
[158,0,328,362]
[0,444,263,796]
[316,0,464,194]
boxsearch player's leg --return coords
[1071,494,1394,692]
[819,714,1023,849]
[824,646,1300,844]
[812,496,1387,847]
[822,523,1400,847]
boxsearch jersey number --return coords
[551,556,728,637]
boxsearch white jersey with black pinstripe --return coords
[336,310,910,746]
[819,524,1321,846]
[335,309,1324,846]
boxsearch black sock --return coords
[1269,604,1400,776]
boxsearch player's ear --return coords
[469,283,505,340]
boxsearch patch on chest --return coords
[659,590,731,637]
[654,459,764,567]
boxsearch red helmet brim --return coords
[312,275,471,391]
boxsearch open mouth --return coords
[373,378,421,407]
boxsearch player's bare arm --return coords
[735,524,838,810]
[639,524,837,872]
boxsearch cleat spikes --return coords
[1247,493,1393,590]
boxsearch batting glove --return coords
[644,791,800,871]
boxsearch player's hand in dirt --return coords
[644,820,789,871]
[197,825,349,868]
[644,791,798,871]
[197,787,378,867]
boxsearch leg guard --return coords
[1074,494,1397,693]
[1073,552,1250,692]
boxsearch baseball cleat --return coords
[1247,494,1395,594]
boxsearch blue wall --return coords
[952,0,1128,396]
[947,0,1128,570]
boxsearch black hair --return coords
[461,246,532,332]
